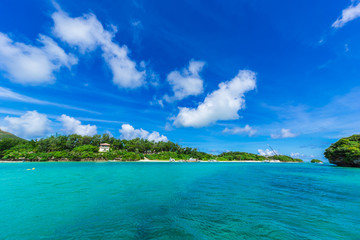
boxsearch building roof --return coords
[100,143,110,146]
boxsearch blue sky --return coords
[1,0,360,161]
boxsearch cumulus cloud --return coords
[332,2,360,28]
[164,60,205,102]
[0,111,51,138]
[52,10,145,88]
[147,131,168,142]
[0,33,77,85]
[173,70,256,128]
[222,125,256,137]
[271,128,297,139]
[119,124,168,142]
[258,149,279,157]
[59,114,97,136]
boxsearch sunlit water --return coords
[1,162,359,239]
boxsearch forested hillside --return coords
[0,132,302,162]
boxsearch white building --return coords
[99,143,110,152]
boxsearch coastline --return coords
[0,159,302,163]
[139,160,300,163]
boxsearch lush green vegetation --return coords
[271,155,303,162]
[0,133,210,161]
[310,159,323,163]
[144,151,212,161]
[0,138,27,157]
[324,134,360,167]
[211,152,302,162]
[0,131,303,162]
[217,152,266,161]
[0,129,22,140]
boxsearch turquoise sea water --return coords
[1,162,360,240]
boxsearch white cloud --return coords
[291,152,315,159]
[165,60,205,101]
[271,128,297,139]
[332,2,360,28]
[59,114,97,136]
[147,131,168,142]
[0,111,51,138]
[258,149,279,157]
[0,108,24,116]
[149,96,164,107]
[0,33,77,85]
[290,152,301,158]
[173,70,256,128]
[164,122,173,131]
[261,87,360,139]
[148,70,160,87]
[0,87,97,113]
[119,124,168,142]
[222,125,256,137]
[52,10,145,88]
[120,124,148,139]
[0,86,44,103]
[75,117,124,124]
[345,43,350,52]
[105,130,114,137]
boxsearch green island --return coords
[310,159,323,164]
[324,134,360,167]
[0,130,302,162]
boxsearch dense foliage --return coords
[217,152,302,162]
[0,133,303,162]
[0,134,209,161]
[0,138,27,156]
[217,152,267,161]
[324,134,360,167]
[271,155,303,162]
[0,129,22,140]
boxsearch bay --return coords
[1,162,359,239]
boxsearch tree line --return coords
[0,133,302,162]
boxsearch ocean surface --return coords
[0,162,359,240]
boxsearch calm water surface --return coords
[0,162,359,239]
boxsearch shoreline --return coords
[0,160,303,163]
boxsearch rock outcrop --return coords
[324,135,360,167]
